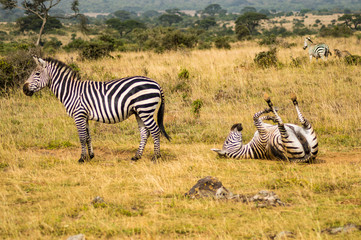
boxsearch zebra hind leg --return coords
[132,114,150,161]
[140,115,162,163]
[74,117,89,163]
[290,93,312,128]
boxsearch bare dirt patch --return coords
[320,151,361,164]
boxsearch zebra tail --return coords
[328,49,332,56]
[157,88,171,141]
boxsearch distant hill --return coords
[57,0,361,13]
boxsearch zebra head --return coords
[211,123,243,157]
[23,56,51,97]
[303,37,313,50]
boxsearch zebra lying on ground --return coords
[303,37,331,61]
[212,94,318,162]
[23,56,171,163]
[334,49,351,58]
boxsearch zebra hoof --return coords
[290,93,298,104]
[78,158,85,164]
[131,156,141,161]
[263,93,271,102]
[89,153,95,159]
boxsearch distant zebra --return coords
[334,49,351,58]
[23,57,170,163]
[212,94,318,162]
[303,37,331,61]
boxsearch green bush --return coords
[178,68,190,79]
[235,24,250,40]
[197,41,212,50]
[44,38,62,50]
[80,41,114,60]
[0,41,33,54]
[191,99,203,118]
[254,48,278,68]
[161,30,198,50]
[0,31,8,41]
[63,38,88,51]
[319,25,353,38]
[0,50,36,95]
[293,27,315,36]
[344,55,361,65]
[214,36,231,49]
[258,34,278,46]
[0,59,16,94]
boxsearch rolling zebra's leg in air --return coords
[263,93,287,134]
[259,115,277,123]
[263,93,291,160]
[253,107,272,134]
[290,93,319,160]
[132,114,150,161]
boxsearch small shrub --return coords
[0,59,16,94]
[289,56,306,68]
[344,55,361,65]
[43,38,62,54]
[80,41,114,60]
[254,48,278,68]
[258,34,278,46]
[197,41,212,50]
[178,68,189,79]
[63,38,88,52]
[191,99,203,118]
[0,31,8,41]
[161,30,198,50]
[0,51,36,95]
[214,36,231,49]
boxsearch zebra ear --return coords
[32,56,46,68]
[38,58,47,68]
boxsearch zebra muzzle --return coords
[23,83,34,96]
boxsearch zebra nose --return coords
[23,83,34,96]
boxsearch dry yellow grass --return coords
[1,37,361,239]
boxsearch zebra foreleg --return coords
[132,114,150,161]
[263,93,290,139]
[74,117,89,163]
[85,121,94,159]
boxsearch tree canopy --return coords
[235,12,267,35]
[338,14,361,30]
[0,0,84,45]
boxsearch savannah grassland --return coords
[1,36,361,239]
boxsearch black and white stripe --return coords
[212,94,318,163]
[23,57,170,163]
[303,37,331,61]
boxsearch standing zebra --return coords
[303,37,331,61]
[23,56,170,163]
[212,94,318,162]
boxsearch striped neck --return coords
[45,59,81,98]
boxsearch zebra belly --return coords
[283,125,312,160]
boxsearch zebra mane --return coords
[44,57,81,81]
